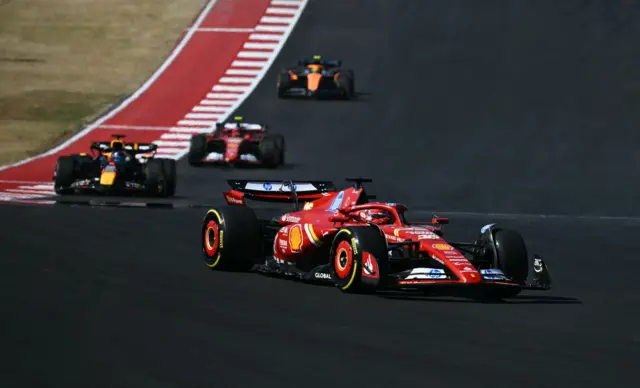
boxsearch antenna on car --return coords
[345,177,376,201]
[345,177,373,189]
[280,180,299,211]
[111,134,126,140]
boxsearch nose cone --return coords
[225,143,239,161]
[307,73,322,91]
[100,171,116,186]
[425,241,483,283]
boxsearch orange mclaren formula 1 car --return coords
[276,55,355,99]
[200,178,552,300]
[188,116,285,168]
[53,134,176,197]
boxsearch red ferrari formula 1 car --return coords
[188,116,285,168]
[200,178,552,300]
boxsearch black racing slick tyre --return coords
[201,206,263,271]
[259,135,284,168]
[337,70,355,99]
[188,134,207,166]
[493,229,529,290]
[72,154,93,164]
[330,226,389,294]
[71,154,93,177]
[277,136,285,166]
[160,158,177,197]
[271,134,285,166]
[478,227,529,299]
[145,159,168,197]
[277,71,291,98]
[53,156,76,195]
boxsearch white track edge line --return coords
[171,0,309,161]
[410,209,640,222]
[0,180,53,185]
[0,0,220,172]
[189,27,254,32]
[0,0,308,172]
[271,0,304,5]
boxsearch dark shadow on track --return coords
[5,0,640,387]
[190,162,300,171]
[379,293,583,305]
[274,91,372,102]
[1,206,637,387]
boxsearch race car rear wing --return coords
[298,58,342,67]
[91,141,157,154]
[218,123,265,131]
[223,179,337,210]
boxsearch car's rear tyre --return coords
[160,158,177,197]
[277,136,285,166]
[188,134,207,166]
[201,206,263,271]
[277,71,291,98]
[145,159,168,197]
[72,154,93,164]
[337,69,355,99]
[330,225,389,294]
[53,156,77,195]
[259,135,284,168]
[71,154,94,177]
[272,134,285,166]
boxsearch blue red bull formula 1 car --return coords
[53,134,176,197]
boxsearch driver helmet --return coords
[111,151,128,165]
[359,209,393,225]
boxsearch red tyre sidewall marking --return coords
[204,220,220,257]
[334,240,354,279]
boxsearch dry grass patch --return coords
[0,0,207,165]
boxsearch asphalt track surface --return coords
[2,0,640,387]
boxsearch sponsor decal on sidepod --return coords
[281,214,301,223]
[327,191,344,212]
[289,225,303,252]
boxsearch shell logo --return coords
[432,243,452,251]
[289,224,303,252]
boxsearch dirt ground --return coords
[0,0,207,165]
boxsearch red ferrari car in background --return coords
[188,116,285,168]
[200,178,552,300]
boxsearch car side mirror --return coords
[329,214,349,223]
[432,217,449,225]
